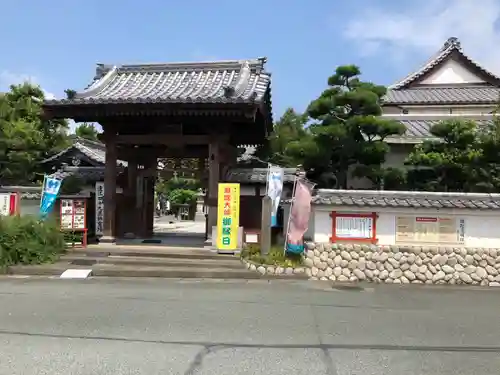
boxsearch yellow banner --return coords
[216,183,240,250]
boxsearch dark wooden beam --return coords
[43,103,259,122]
[115,134,209,145]
[117,145,208,160]
[140,168,207,178]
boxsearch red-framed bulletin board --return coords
[60,198,88,248]
[0,192,20,216]
[330,212,378,244]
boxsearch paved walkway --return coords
[1,279,500,374]
[114,216,207,247]
[154,215,205,234]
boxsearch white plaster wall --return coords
[311,206,500,248]
[463,216,500,248]
[383,106,404,115]
[384,144,413,168]
[347,145,414,189]
[19,199,41,217]
[419,59,485,84]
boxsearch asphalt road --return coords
[1,278,500,374]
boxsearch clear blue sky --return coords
[0,0,492,120]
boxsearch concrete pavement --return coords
[153,215,205,235]
[1,278,500,374]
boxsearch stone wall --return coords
[241,258,307,277]
[304,243,500,286]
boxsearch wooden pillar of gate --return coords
[126,158,139,237]
[101,129,117,243]
[206,137,221,243]
[139,155,156,238]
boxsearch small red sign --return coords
[416,217,438,222]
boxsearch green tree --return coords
[476,116,500,191]
[168,189,198,205]
[75,122,100,141]
[0,83,69,184]
[306,65,405,188]
[255,108,315,168]
[405,119,483,192]
[156,177,200,197]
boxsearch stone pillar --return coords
[206,138,220,243]
[101,132,117,243]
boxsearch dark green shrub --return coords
[0,215,66,267]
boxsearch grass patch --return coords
[241,243,304,268]
[0,215,66,268]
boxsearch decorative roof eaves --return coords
[40,137,127,167]
[40,147,72,164]
[77,66,118,98]
[389,37,500,90]
[43,96,263,106]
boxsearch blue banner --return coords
[39,176,62,219]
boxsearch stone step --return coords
[6,263,262,279]
[7,263,88,276]
[60,255,244,269]
[7,261,307,280]
[90,265,262,279]
[73,245,237,261]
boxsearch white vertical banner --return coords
[95,182,105,236]
[0,194,11,216]
[266,164,284,227]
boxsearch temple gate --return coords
[43,58,272,244]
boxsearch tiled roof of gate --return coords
[44,58,271,105]
[52,166,109,182]
[225,168,297,184]
[0,186,42,199]
[310,189,500,210]
[41,137,127,166]
[384,87,500,105]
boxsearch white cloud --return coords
[0,70,56,99]
[43,91,56,100]
[343,0,500,73]
[0,70,37,87]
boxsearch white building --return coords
[383,36,500,167]
[279,189,500,286]
[283,189,500,248]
